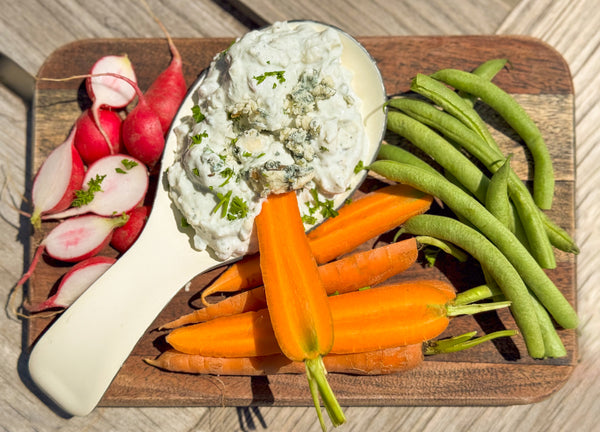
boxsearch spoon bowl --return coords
[27,21,387,416]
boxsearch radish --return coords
[86,55,137,149]
[110,205,150,253]
[140,0,188,134]
[120,76,165,168]
[16,213,128,288]
[74,108,123,164]
[29,256,116,312]
[43,154,149,220]
[30,127,85,229]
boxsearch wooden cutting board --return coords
[26,35,577,407]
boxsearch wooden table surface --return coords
[1,1,598,431]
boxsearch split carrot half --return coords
[255,190,344,429]
[161,237,418,329]
[166,280,511,358]
[144,344,424,376]
[200,184,432,304]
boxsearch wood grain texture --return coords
[25,35,576,408]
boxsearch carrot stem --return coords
[306,357,346,429]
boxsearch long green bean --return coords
[410,73,499,151]
[368,160,579,331]
[431,68,555,210]
[388,96,577,261]
[485,155,514,232]
[403,214,544,358]
[459,58,508,107]
[387,111,490,202]
[386,106,556,268]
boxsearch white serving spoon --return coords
[28,21,387,416]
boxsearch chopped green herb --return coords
[302,214,318,225]
[227,195,249,221]
[306,187,339,219]
[191,131,208,146]
[212,190,232,218]
[71,174,106,207]
[211,190,249,221]
[218,153,227,161]
[219,167,235,186]
[191,105,206,123]
[256,152,266,158]
[319,146,329,152]
[354,160,365,174]
[344,198,353,205]
[242,151,252,157]
[192,168,200,176]
[115,168,127,174]
[253,70,286,87]
[181,217,190,228]
[121,159,138,170]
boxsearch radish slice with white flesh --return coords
[29,256,117,312]
[43,154,149,220]
[86,55,137,150]
[30,128,85,229]
[16,213,128,288]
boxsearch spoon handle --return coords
[27,228,218,416]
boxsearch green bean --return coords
[377,143,441,177]
[531,294,568,358]
[402,214,545,358]
[410,73,499,151]
[431,68,555,210]
[368,160,579,331]
[415,235,469,262]
[387,97,566,266]
[459,59,509,107]
[386,105,556,268]
[387,111,490,202]
[486,155,515,232]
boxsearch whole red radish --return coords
[140,0,187,134]
[110,205,150,253]
[74,108,123,164]
[29,256,116,312]
[30,127,85,229]
[43,154,149,220]
[120,79,165,168]
[16,213,129,288]
[87,55,137,150]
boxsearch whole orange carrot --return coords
[200,184,432,304]
[145,344,424,376]
[162,237,418,329]
[166,280,511,357]
[255,191,344,428]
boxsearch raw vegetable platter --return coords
[27,35,576,407]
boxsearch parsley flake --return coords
[191,105,206,123]
[72,174,106,207]
[191,131,208,146]
[116,159,138,174]
[253,70,286,88]
[354,160,365,174]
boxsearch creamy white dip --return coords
[167,21,369,260]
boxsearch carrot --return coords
[161,237,418,329]
[200,184,432,304]
[254,191,344,429]
[166,280,511,357]
[145,344,424,376]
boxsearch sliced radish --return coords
[16,213,128,288]
[87,55,137,110]
[29,256,116,312]
[43,154,149,220]
[110,205,150,253]
[86,55,137,149]
[74,108,123,164]
[30,127,85,229]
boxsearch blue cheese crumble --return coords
[167,21,368,260]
